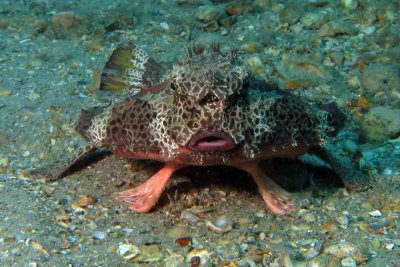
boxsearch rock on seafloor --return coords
[360,107,400,142]
[360,63,400,94]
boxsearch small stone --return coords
[277,59,329,82]
[92,231,107,240]
[187,249,211,266]
[298,239,324,260]
[219,16,236,28]
[361,202,373,210]
[246,56,264,75]
[75,195,94,208]
[254,210,266,218]
[51,12,78,28]
[204,21,219,32]
[118,243,141,260]
[325,242,366,264]
[369,210,382,217]
[0,18,9,29]
[164,253,185,267]
[336,215,349,229]
[135,244,163,262]
[43,186,55,195]
[195,6,223,23]
[341,0,358,11]
[241,42,263,54]
[382,168,393,177]
[347,75,361,88]
[0,157,9,167]
[322,220,339,234]
[371,238,380,249]
[180,209,200,224]
[362,25,376,35]
[300,12,327,29]
[341,256,357,267]
[317,20,357,37]
[258,232,266,240]
[226,2,255,16]
[167,226,188,240]
[159,22,169,30]
[28,91,41,101]
[238,216,251,225]
[360,107,400,142]
[360,63,400,94]
[385,243,395,250]
[302,213,316,223]
[0,89,11,96]
[279,4,304,25]
[328,51,344,65]
[176,0,196,6]
[206,215,233,233]
[50,11,85,38]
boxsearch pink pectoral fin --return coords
[236,162,295,215]
[115,162,184,213]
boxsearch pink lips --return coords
[187,130,236,152]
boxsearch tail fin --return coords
[100,43,164,95]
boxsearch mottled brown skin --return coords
[49,43,369,214]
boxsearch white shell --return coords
[118,243,141,260]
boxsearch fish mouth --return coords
[187,130,236,152]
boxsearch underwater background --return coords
[0,0,399,266]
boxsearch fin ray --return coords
[100,43,166,95]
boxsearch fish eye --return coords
[170,82,176,91]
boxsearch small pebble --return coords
[0,89,11,96]
[302,213,316,223]
[159,22,169,30]
[254,210,266,218]
[382,168,393,177]
[360,63,400,93]
[325,242,366,264]
[336,215,349,229]
[167,226,188,240]
[206,215,232,233]
[317,20,356,37]
[371,238,380,249]
[341,256,357,267]
[0,157,9,167]
[118,243,141,260]
[195,5,223,23]
[246,56,264,75]
[92,231,107,240]
[300,12,326,29]
[241,42,263,53]
[341,0,358,11]
[360,107,400,142]
[369,210,382,217]
[180,209,200,224]
[75,195,94,208]
[385,243,394,251]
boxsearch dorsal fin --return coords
[100,43,166,95]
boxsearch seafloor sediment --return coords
[0,0,399,266]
